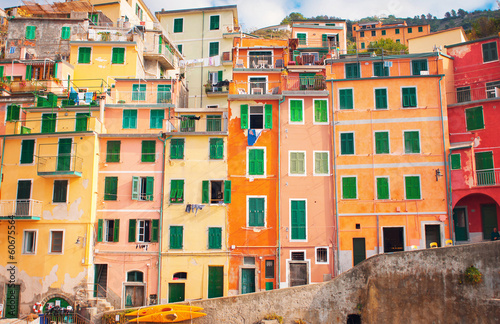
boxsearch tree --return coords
[367,38,408,55]
[421,14,426,20]
[451,9,457,17]
[457,9,467,18]
[468,16,500,39]
[445,12,451,19]
[426,13,433,20]
[281,12,305,25]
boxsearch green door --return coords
[75,113,90,132]
[453,207,469,241]
[16,180,31,216]
[241,268,255,294]
[208,266,223,298]
[5,285,20,318]
[481,204,498,239]
[168,283,185,303]
[475,152,495,185]
[353,238,366,266]
[57,138,72,171]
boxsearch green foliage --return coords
[281,12,305,25]
[264,313,284,323]
[367,38,408,55]
[468,16,500,39]
[464,265,482,284]
[294,319,307,324]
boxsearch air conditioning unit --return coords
[495,87,500,98]
[420,70,429,75]
[383,61,392,67]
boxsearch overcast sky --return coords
[2,0,498,30]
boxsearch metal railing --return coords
[40,313,91,324]
[296,38,340,48]
[10,117,105,135]
[447,85,500,105]
[81,283,121,310]
[111,90,173,104]
[230,80,282,95]
[37,155,83,176]
[205,81,229,94]
[166,115,227,133]
[284,75,326,91]
[0,199,43,217]
[233,54,286,69]
[476,169,500,186]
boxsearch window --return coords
[486,81,500,98]
[75,112,90,132]
[41,113,56,133]
[20,139,35,164]
[177,44,183,54]
[291,251,305,261]
[375,88,388,109]
[402,87,417,108]
[376,177,389,199]
[141,141,156,162]
[249,77,267,93]
[132,84,146,101]
[456,86,471,103]
[89,13,98,24]
[291,200,306,240]
[314,152,329,175]
[209,138,224,159]
[157,84,171,103]
[396,39,401,43]
[78,47,91,64]
[248,197,265,226]
[408,27,413,33]
[150,110,164,129]
[289,151,306,175]
[361,42,365,49]
[23,231,36,254]
[345,63,360,79]
[395,28,400,34]
[289,100,303,123]
[135,4,143,20]
[180,115,195,132]
[127,271,143,282]
[170,138,184,159]
[50,231,63,253]
[373,62,389,77]
[418,26,423,32]
[132,176,154,201]
[240,105,272,130]
[173,272,187,280]
[112,48,125,64]
[122,109,137,129]
[207,115,222,131]
[244,256,255,265]
[6,104,20,121]
[170,179,184,203]
[371,30,376,36]
[61,27,71,40]
[209,42,219,57]
[106,141,121,162]
[342,177,357,199]
[202,180,231,204]
[173,18,183,33]
[104,177,118,201]
[404,131,420,154]
[360,31,365,37]
[297,33,307,45]
[375,131,389,154]
[412,59,428,75]
[382,30,386,36]
[128,219,158,242]
[339,89,353,109]
[248,148,265,175]
[451,153,461,170]
[316,247,328,263]
[405,176,421,199]
[265,260,274,278]
[97,219,120,242]
[170,226,183,249]
[465,106,484,131]
[208,227,222,249]
[25,26,36,40]
[340,133,354,155]
[314,99,328,123]
[53,180,68,203]
[210,15,220,30]
[482,42,498,63]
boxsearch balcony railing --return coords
[205,81,229,95]
[0,80,67,94]
[230,80,282,95]
[234,54,286,69]
[111,90,173,104]
[295,38,340,49]
[476,169,500,186]
[37,143,83,177]
[447,85,500,105]
[0,200,42,219]
[8,117,105,135]
[284,75,326,91]
[165,115,227,133]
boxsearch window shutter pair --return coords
[131,176,154,201]
[97,219,120,242]
[202,180,231,204]
[128,219,158,242]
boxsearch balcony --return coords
[447,84,500,106]
[165,115,227,134]
[0,80,66,95]
[476,169,500,186]
[284,75,326,91]
[37,143,83,177]
[230,80,281,96]
[8,116,105,135]
[234,54,286,70]
[205,81,229,96]
[222,51,232,65]
[143,45,177,70]
[110,90,173,105]
[295,38,340,49]
[0,200,42,220]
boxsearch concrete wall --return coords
[104,241,500,323]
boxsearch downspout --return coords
[277,95,286,288]
[0,136,5,194]
[200,11,205,108]
[157,133,172,302]
[330,79,340,276]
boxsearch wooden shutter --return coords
[240,104,248,129]
[131,176,139,200]
[97,219,103,242]
[151,219,159,242]
[224,180,231,204]
[377,178,389,199]
[202,180,209,204]
[264,104,272,129]
[343,177,356,199]
[128,219,136,242]
[20,139,34,164]
[146,177,154,201]
[291,200,306,239]
[375,89,387,109]
[113,219,120,242]
[256,198,265,226]
[26,65,32,81]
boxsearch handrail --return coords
[80,283,121,310]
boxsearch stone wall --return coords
[103,241,500,324]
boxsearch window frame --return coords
[340,132,355,155]
[247,196,267,227]
[289,199,307,241]
[209,15,220,30]
[136,219,152,243]
[373,62,390,77]
[289,98,304,124]
[150,109,165,129]
[169,225,184,249]
[106,140,121,163]
[313,99,328,125]
[169,179,184,204]
[341,176,358,199]
[41,113,57,133]
[339,88,354,110]
[345,63,360,79]
[208,227,222,249]
[374,87,388,109]
[122,109,138,129]
[376,176,390,200]
[403,130,421,154]
[456,86,471,103]
[313,151,329,176]
[49,230,64,254]
[22,229,38,254]
[206,114,222,132]
[141,140,156,163]
[404,175,422,200]
[111,47,125,64]
[102,219,119,243]
[61,26,71,40]
[25,25,36,40]
[52,179,69,204]
[401,86,417,108]
[296,32,307,45]
[247,147,266,177]
[418,26,423,32]
[209,138,224,160]
[170,138,185,160]
[132,84,146,101]
[482,41,499,63]
[173,18,184,33]
[465,106,485,131]
[374,130,390,154]
[208,41,219,57]
[20,139,36,165]
[315,246,329,264]
[78,47,92,64]
[289,151,306,176]
[248,76,268,95]
[451,153,461,170]
[104,176,118,201]
[132,176,154,201]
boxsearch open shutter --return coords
[97,219,103,242]
[128,219,136,242]
[113,219,120,242]
[177,180,184,200]
[410,89,417,107]
[146,177,154,201]
[26,65,32,81]
[216,138,224,159]
[240,104,248,129]
[249,198,256,225]
[202,180,209,204]
[264,104,272,129]
[131,176,139,200]
[224,180,231,203]
[151,219,159,242]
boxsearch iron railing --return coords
[476,169,500,186]
[284,75,326,91]
[0,199,43,217]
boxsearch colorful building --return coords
[352,20,430,49]
[445,35,500,243]
[408,27,467,54]
[325,52,452,273]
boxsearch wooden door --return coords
[352,238,366,266]
[241,268,255,294]
[168,283,185,303]
[453,207,469,241]
[5,284,20,318]
[481,204,498,239]
[289,263,308,287]
[208,266,223,298]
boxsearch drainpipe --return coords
[200,11,205,108]
[0,136,5,194]
[157,132,172,303]
[329,79,340,276]
[277,95,285,288]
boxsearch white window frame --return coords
[315,246,329,264]
[312,98,329,125]
[246,146,267,178]
[247,75,268,94]
[373,130,390,155]
[246,195,267,228]
[338,87,354,110]
[289,198,308,242]
[104,219,115,243]
[52,179,69,204]
[136,219,152,243]
[400,86,418,109]
[403,174,422,200]
[208,41,220,57]
[22,229,38,254]
[402,130,421,154]
[173,17,184,34]
[373,87,389,110]
[481,41,499,64]
[341,175,358,199]
[19,138,36,165]
[288,98,305,125]
[209,14,221,30]
[289,150,306,176]
[313,151,330,176]
[375,176,391,200]
[381,226,407,253]
[339,131,355,155]
[49,229,65,254]
[111,47,126,65]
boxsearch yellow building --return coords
[408,27,467,54]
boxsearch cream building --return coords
[408,27,467,54]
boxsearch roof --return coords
[292,19,346,23]
[156,5,237,15]
[408,27,466,41]
[325,51,452,64]
[445,35,499,49]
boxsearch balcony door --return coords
[475,152,495,186]
[57,138,72,171]
[16,180,31,216]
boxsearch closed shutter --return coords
[240,104,248,129]
[341,133,354,155]
[202,180,209,204]
[104,177,118,201]
[224,180,231,203]
[112,48,125,64]
[290,100,303,122]
[123,110,137,129]
[78,47,91,64]
[249,198,265,226]
[375,89,387,109]
[375,132,389,154]
[465,107,484,131]
[314,152,328,174]
[249,149,264,175]
[377,178,389,199]
[113,219,120,242]
[97,219,103,242]
[314,100,327,122]
[210,15,220,30]
[106,141,121,162]
[208,228,222,249]
[26,65,32,81]
[405,176,421,199]
[343,177,357,199]
[264,104,273,129]
[404,131,419,153]
[291,200,306,240]
[131,176,139,200]
[151,219,159,242]
[339,89,353,109]
[170,226,183,249]
[128,219,136,242]
[26,26,36,40]
[61,27,71,40]
[146,177,154,201]
[20,139,35,164]
[451,154,461,170]
[141,141,156,162]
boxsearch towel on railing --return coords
[248,129,263,146]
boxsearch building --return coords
[352,20,430,49]
[445,35,500,243]
[325,51,452,273]
[291,19,347,60]
[408,27,467,54]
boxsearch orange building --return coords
[352,20,430,49]
[226,37,288,295]
[325,52,452,273]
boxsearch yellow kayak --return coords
[126,305,203,318]
[129,310,206,323]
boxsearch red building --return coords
[445,34,500,243]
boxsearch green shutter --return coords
[264,104,273,129]
[141,141,156,162]
[240,104,249,129]
[132,84,146,101]
[174,18,183,33]
[26,65,32,81]
[340,133,354,155]
[210,15,220,30]
[377,178,389,199]
[208,227,222,249]
[375,132,389,154]
[146,177,154,201]
[170,180,184,203]
[342,177,357,199]
[20,139,35,164]
[224,180,231,203]
[132,176,139,200]
[315,100,327,122]
[104,177,118,201]
[113,219,120,242]
[151,219,159,242]
[128,219,136,242]
[345,63,359,79]
[402,88,417,108]
[209,138,224,160]
[291,200,306,240]
[249,149,264,175]
[290,100,303,122]
[405,176,421,199]
[314,152,328,174]
[106,141,121,162]
[202,180,209,204]
[170,226,183,249]
[339,89,353,109]
[61,27,71,40]
[112,48,125,64]
[170,139,184,159]
[97,219,103,242]
[375,89,387,109]
[451,153,461,170]
[209,42,219,57]
[6,105,20,121]
[0,66,4,79]
[404,131,420,154]
[465,107,484,131]
[41,113,56,133]
[75,113,90,132]
[249,198,265,226]
[78,47,91,64]
[26,26,36,40]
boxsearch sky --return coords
[1,0,498,30]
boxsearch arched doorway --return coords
[453,193,499,242]
[124,270,145,308]
[42,296,72,312]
